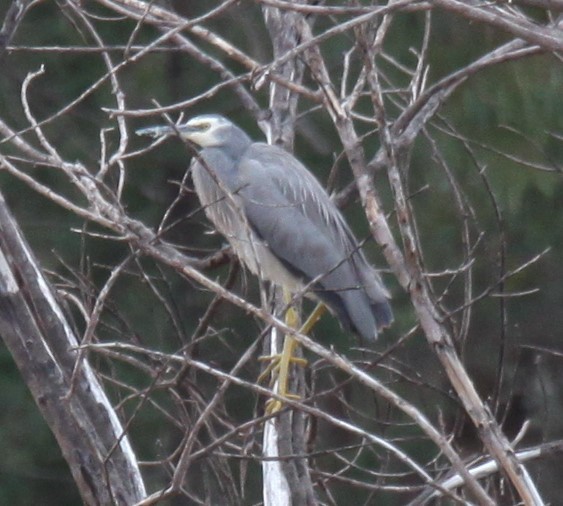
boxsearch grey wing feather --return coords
[238,143,392,340]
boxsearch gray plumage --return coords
[137,114,392,341]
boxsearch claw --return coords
[259,298,327,414]
[257,354,308,386]
[265,392,301,415]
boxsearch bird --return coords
[137,114,392,404]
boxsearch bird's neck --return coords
[199,141,249,190]
[224,129,252,161]
[205,130,251,162]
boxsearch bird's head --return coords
[176,114,233,147]
[136,114,246,149]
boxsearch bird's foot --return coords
[259,300,326,415]
[257,353,307,384]
[258,335,308,414]
[265,393,301,415]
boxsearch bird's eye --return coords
[198,122,210,131]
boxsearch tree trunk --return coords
[0,191,146,505]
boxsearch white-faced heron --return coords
[137,114,392,406]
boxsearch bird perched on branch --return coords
[137,114,392,406]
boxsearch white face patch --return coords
[184,130,213,147]
[183,117,224,147]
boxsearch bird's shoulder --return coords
[240,142,304,178]
[239,142,328,201]
[239,142,356,250]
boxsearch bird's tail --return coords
[314,267,393,342]
[371,300,393,331]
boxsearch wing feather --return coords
[237,143,392,339]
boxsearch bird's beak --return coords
[135,123,197,139]
[135,124,174,139]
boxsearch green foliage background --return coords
[0,1,562,504]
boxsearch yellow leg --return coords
[263,293,327,414]
[257,293,305,383]
[299,301,327,335]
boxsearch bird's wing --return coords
[237,151,349,289]
[254,144,389,303]
[239,143,356,253]
[237,143,393,339]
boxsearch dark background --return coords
[0,1,562,504]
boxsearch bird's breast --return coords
[192,160,303,291]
